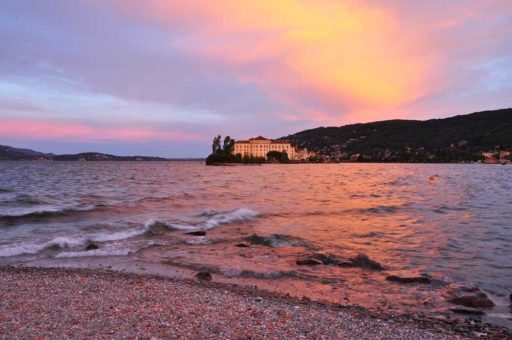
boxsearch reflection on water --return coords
[0,161,511,327]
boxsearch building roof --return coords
[235,136,291,145]
[270,140,289,144]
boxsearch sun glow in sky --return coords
[1,1,512,157]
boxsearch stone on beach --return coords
[443,283,495,308]
[85,243,99,251]
[146,221,170,235]
[296,258,323,266]
[195,271,212,281]
[311,253,339,265]
[296,253,339,266]
[185,231,206,236]
[243,234,301,247]
[244,234,268,245]
[450,307,485,316]
[338,254,385,271]
[295,253,385,271]
[385,271,432,284]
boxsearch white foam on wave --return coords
[0,204,97,218]
[0,205,63,218]
[0,236,88,257]
[203,208,259,229]
[0,223,155,258]
[143,219,198,231]
[155,208,259,231]
[168,223,199,231]
[93,227,148,242]
[56,249,132,258]
[186,239,212,245]
[0,208,260,258]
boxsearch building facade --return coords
[233,136,298,160]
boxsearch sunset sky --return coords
[1,1,511,157]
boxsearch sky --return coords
[1,1,511,157]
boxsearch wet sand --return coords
[1,266,509,339]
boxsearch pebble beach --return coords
[1,266,509,339]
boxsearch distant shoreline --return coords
[1,143,206,161]
[0,159,205,162]
[1,159,509,165]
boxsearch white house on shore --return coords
[233,136,309,161]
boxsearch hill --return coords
[0,145,170,161]
[282,108,512,163]
[0,145,53,160]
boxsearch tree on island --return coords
[222,136,235,155]
[206,135,240,165]
[212,135,222,155]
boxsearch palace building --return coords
[233,136,300,160]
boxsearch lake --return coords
[1,161,511,328]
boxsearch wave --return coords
[220,268,300,279]
[430,205,467,214]
[196,209,220,217]
[138,192,195,204]
[0,221,163,257]
[244,234,305,248]
[167,223,200,231]
[33,239,161,259]
[186,239,213,245]
[0,187,13,193]
[203,208,259,229]
[364,206,400,214]
[56,249,132,258]
[0,207,261,258]
[155,208,260,231]
[0,236,88,257]
[347,205,407,216]
[10,194,52,206]
[0,195,46,206]
[0,205,99,222]
[352,232,383,238]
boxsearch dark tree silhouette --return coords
[212,135,222,155]
[266,151,289,163]
[223,136,235,155]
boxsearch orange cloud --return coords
[112,0,430,122]
[0,119,203,142]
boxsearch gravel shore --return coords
[0,266,509,339]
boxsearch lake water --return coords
[1,161,511,328]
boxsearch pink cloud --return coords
[0,119,204,142]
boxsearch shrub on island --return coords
[266,150,289,163]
